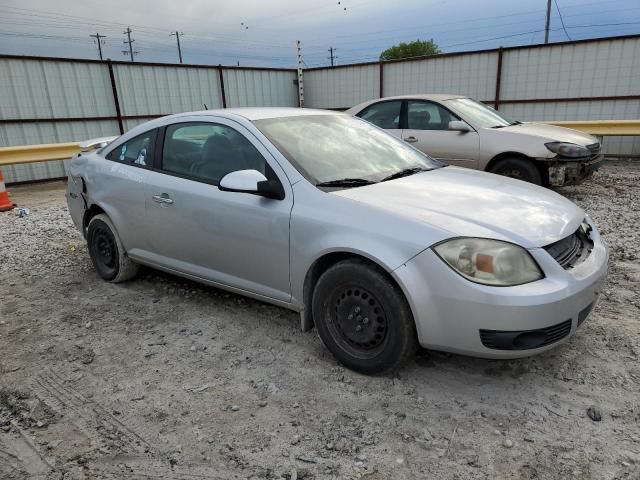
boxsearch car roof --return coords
[165,107,342,122]
[375,94,468,101]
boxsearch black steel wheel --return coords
[312,259,417,374]
[328,286,389,359]
[87,214,139,283]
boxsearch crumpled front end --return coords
[546,142,604,186]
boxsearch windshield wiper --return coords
[315,178,376,187]
[381,167,429,182]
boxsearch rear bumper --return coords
[392,218,609,359]
[547,154,604,186]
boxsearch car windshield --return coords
[254,114,443,186]
[446,98,517,129]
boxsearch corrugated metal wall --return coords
[113,64,223,116]
[304,64,380,109]
[223,69,298,107]
[383,52,498,101]
[0,57,297,183]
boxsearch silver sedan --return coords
[67,108,608,374]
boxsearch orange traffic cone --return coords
[0,170,16,212]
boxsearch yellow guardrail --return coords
[0,122,638,168]
[0,142,81,167]
[544,120,640,136]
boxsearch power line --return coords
[89,32,106,60]
[555,0,573,40]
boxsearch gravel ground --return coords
[0,162,639,480]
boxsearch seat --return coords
[195,134,243,183]
[409,110,431,130]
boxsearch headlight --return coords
[545,142,590,158]
[433,238,543,286]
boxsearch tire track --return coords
[32,368,153,455]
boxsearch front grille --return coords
[586,142,601,160]
[544,225,594,269]
[479,319,572,350]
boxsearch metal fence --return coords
[0,55,297,183]
[1,34,639,183]
[304,34,640,159]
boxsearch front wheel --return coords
[489,157,542,185]
[312,259,417,374]
[87,214,139,283]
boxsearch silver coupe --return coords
[67,108,608,374]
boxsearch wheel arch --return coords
[486,152,549,185]
[300,250,413,332]
[82,204,107,236]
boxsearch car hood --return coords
[497,122,598,146]
[331,167,584,248]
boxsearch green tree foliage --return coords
[379,39,441,61]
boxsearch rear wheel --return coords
[489,157,542,185]
[87,214,139,283]
[312,259,417,374]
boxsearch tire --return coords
[489,157,542,185]
[312,259,417,374]
[87,213,139,283]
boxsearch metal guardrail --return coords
[0,122,638,168]
[544,120,640,136]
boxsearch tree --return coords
[379,39,441,61]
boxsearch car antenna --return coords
[203,103,208,110]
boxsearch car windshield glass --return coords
[254,115,443,186]
[446,98,515,128]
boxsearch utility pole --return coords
[544,0,552,43]
[170,31,184,64]
[328,47,336,67]
[89,32,106,60]
[122,27,138,62]
[296,40,304,108]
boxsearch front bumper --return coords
[547,154,604,186]
[392,220,609,359]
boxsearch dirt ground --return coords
[0,162,639,480]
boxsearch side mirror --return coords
[448,121,471,133]
[219,169,285,200]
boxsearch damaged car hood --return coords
[331,166,584,248]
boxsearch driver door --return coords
[402,100,480,168]
[138,118,293,302]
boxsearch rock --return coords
[190,345,197,352]
[230,405,240,412]
[85,322,92,328]
[258,400,268,407]
[587,406,602,422]
[291,434,300,445]
[503,439,514,448]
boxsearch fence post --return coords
[106,60,124,134]
[494,47,504,110]
[379,60,384,98]
[218,65,227,108]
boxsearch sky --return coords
[0,0,639,68]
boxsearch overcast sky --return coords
[0,0,638,67]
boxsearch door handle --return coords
[404,136,418,143]
[152,194,174,205]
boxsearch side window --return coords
[407,101,460,130]
[357,101,402,129]
[106,130,156,167]
[162,122,268,185]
